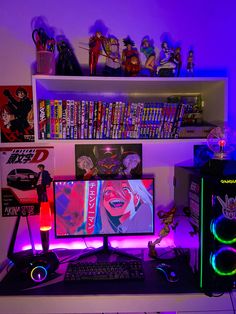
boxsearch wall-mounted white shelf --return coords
[32,75,227,143]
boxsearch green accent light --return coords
[211,215,236,244]
[211,247,236,276]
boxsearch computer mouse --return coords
[155,263,179,282]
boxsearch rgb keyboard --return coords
[64,260,145,282]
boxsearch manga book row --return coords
[38,99,186,140]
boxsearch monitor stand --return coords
[78,235,141,261]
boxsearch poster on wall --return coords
[0,85,34,143]
[75,144,142,179]
[0,147,54,217]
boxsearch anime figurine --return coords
[173,47,182,77]
[148,206,178,258]
[35,164,53,203]
[140,36,156,76]
[156,41,176,77]
[103,35,122,77]
[121,36,141,76]
[56,37,83,76]
[187,50,194,76]
[89,31,107,76]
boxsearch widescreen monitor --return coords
[54,178,155,242]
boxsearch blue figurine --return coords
[140,36,156,76]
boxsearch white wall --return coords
[0,0,236,263]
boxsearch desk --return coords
[0,249,235,314]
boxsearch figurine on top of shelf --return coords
[89,30,107,76]
[56,36,83,76]
[103,35,122,77]
[173,47,182,77]
[186,50,194,76]
[156,41,176,77]
[139,36,156,77]
[121,36,141,77]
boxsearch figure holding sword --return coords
[88,30,107,76]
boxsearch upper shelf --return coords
[32,75,228,127]
[32,75,227,97]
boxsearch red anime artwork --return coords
[0,86,34,142]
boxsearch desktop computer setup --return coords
[5,158,235,294]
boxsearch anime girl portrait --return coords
[99,179,154,234]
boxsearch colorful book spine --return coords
[38,99,46,139]
[66,100,71,139]
[93,101,98,139]
[96,101,102,139]
[73,101,78,139]
[69,100,75,139]
[61,100,67,139]
[88,101,94,139]
[54,100,60,139]
[80,100,85,139]
[45,99,51,139]
[77,100,81,139]
[50,100,55,139]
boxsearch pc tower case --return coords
[174,165,236,293]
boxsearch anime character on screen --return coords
[99,180,153,234]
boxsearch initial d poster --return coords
[0,147,54,217]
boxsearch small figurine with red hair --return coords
[89,31,107,76]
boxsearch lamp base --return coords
[40,230,50,252]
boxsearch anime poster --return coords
[75,144,142,179]
[0,86,34,143]
[0,147,54,217]
[54,178,154,236]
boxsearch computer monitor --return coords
[54,178,155,256]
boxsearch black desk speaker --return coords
[11,250,59,283]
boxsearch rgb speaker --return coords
[11,250,59,283]
[200,175,236,292]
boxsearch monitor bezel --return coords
[53,177,155,239]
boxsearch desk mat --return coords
[0,248,200,296]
